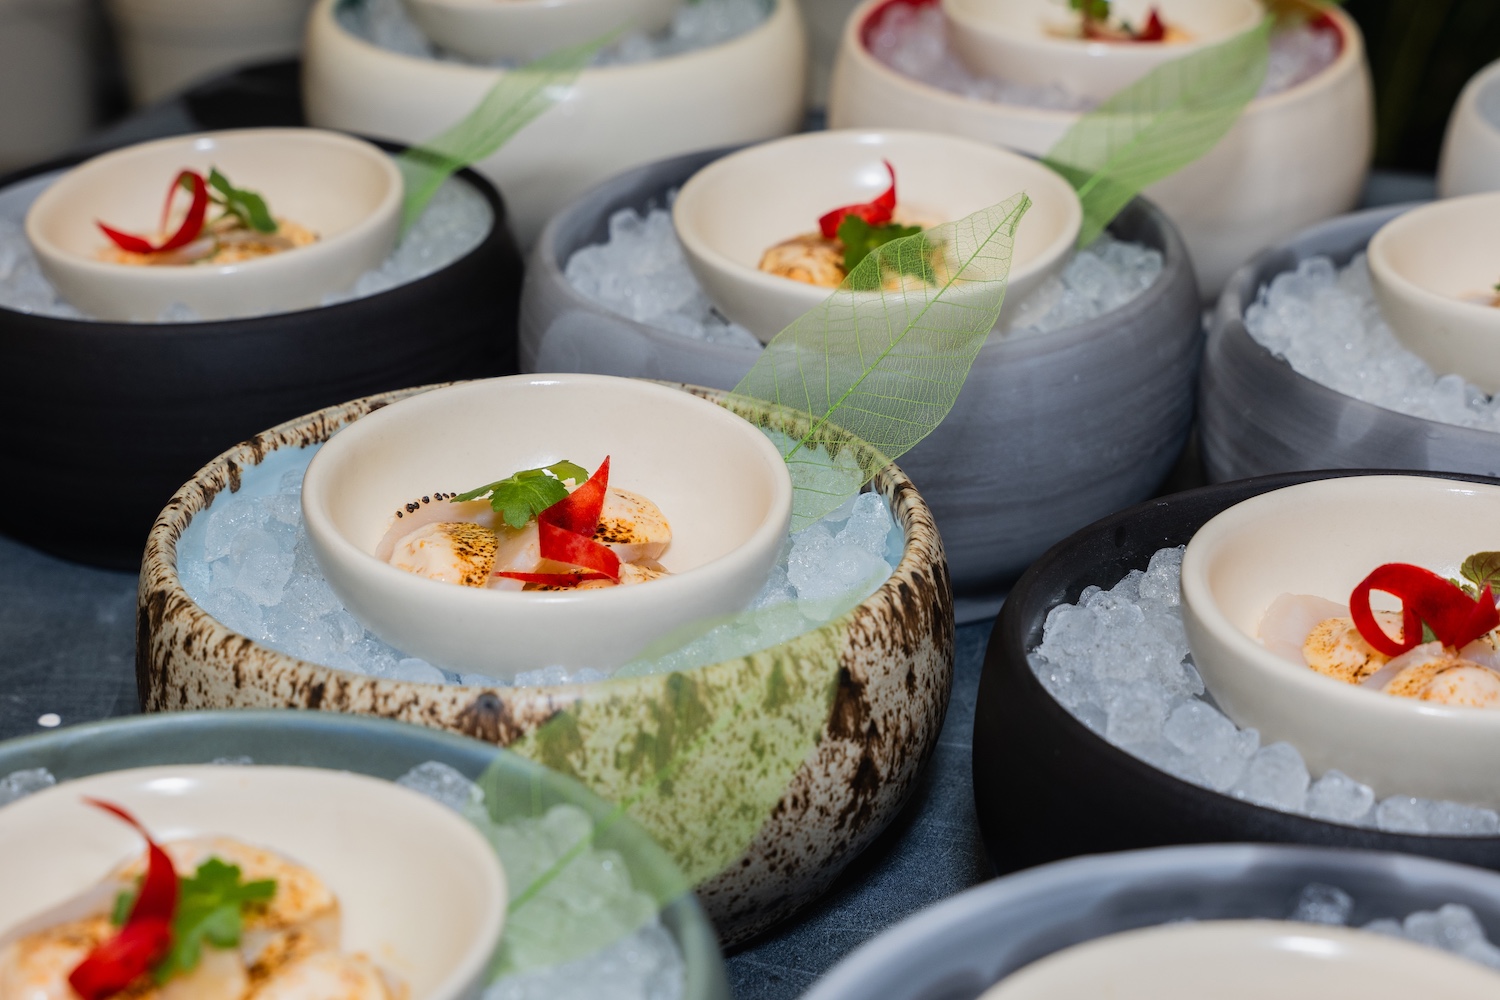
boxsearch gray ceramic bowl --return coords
[521,149,1202,618]
[0,709,727,1000]
[801,843,1500,1000]
[136,382,954,946]
[1200,203,1500,481]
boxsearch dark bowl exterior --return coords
[0,146,522,570]
[974,469,1500,876]
[1201,202,1500,483]
[523,150,1202,612]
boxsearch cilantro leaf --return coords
[111,888,134,926]
[452,460,588,530]
[1461,551,1500,598]
[836,216,926,276]
[1069,0,1110,21]
[208,168,278,234]
[152,858,276,983]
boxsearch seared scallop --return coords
[593,489,671,564]
[250,951,397,1000]
[1302,613,1398,684]
[758,234,845,288]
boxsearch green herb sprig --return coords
[837,216,929,279]
[453,460,589,529]
[180,168,278,234]
[1451,551,1500,600]
[113,858,277,983]
[1068,0,1111,21]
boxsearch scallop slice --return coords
[758,234,845,288]
[1258,594,1348,666]
[1302,613,1402,684]
[593,489,671,564]
[1418,663,1500,708]
[250,951,398,1000]
[388,522,499,588]
[1379,644,1459,699]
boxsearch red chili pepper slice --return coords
[818,161,898,240]
[538,519,621,581]
[539,456,610,536]
[97,169,209,255]
[1135,8,1166,41]
[1349,563,1500,658]
[68,799,180,1000]
[494,570,613,587]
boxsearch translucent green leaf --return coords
[1044,16,1272,246]
[731,193,1032,528]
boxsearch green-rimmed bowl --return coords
[136,382,956,944]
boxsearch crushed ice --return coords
[565,199,1162,346]
[1244,253,1500,433]
[1030,546,1500,835]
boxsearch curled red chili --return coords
[1349,563,1500,658]
[97,169,209,255]
[495,457,623,584]
[68,799,179,1000]
[818,161,898,239]
[493,570,612,587]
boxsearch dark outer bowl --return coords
[0,710,728,1000]
[0,143,522,570]
[974,469,1500,877]
[522,150,1202,606]
[1200,202,1500,482]
[800,842,1500,1000]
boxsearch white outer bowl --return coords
[828,0,1373,297]
[671,128,1082,343]
[0,764,506,1000]
[400,0,680,62]
[24,128,402,323]
[1366,192,1500,395]
[301,374,794,678]
[105,0,316,106]
[1438,57,1500,199]
[303,0,807,247]
[1180,475,1500,808]
[978,920,1500,999]
[942,0,1262,102]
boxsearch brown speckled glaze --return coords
[137,382,955,944]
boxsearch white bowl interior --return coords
[0,765,505,1000]
[980,920,1500,999]
[1368,194,1500,304]
[946,0,1262,50]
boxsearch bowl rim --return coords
[841,0,1362,123]
[24,127,403,288]
[315,0,792,80]
[669,127,1083,318]
[1180,473,1500,727]
[1365,191,1500,324]
[299,373,795,613]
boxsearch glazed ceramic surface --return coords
[106,0,315,105]
[943,0,1262,101]
[0,711,729,1000]
[1366,193,1500,394]
[1200,203,1500,484]
[0,763,506,1000]
[828,0,1373,297]
[26,128,401,322]
[0,150,521,569]
[401,0,678,62]
[0,0,93,171]
[1180,475,1500,807]
[671,128,1081,342]
[974,471,1500,877]
[1438,57,1500,199]
[801,843,1500,1000]
[523,148,1199,613]
[137,383,955,944]
[301,375,792,677]
[302,0,807,246]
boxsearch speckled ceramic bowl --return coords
[136,382,955,945]
[1199,203,1500,484]
[521,147,1200,620]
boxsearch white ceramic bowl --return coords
[0,763,506,1000]
[303,0,806,247]
[105,0,315,106]
[671,128,1082,343]
[979,920,1500,999]
[828,0,1373,297]
[401,0,680,63]
[1180,475,1500,808]
[1438,57,1500,199]
[943,0,1263,102]
[24,128,402,323]
[1366,193,1500,394]
[301,374,793,678]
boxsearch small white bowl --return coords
[980,920,1500,999]
[301,374,793,678]
[943,0,1263,102]
[401,0,679,63]
[1366,193,1500,394]
[0,764,506,1000]
[25,128,402,323]
[1180,475,1500,808]
[1438,57,1500,199]
[671,128,1082,343]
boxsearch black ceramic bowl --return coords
[974,469,1500,876]
[0,142,521,569]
